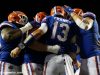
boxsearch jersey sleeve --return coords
[38,22,48,34]
[41,16,50,23]
[39,16,50,34]
[30,21,40,28]
[83,12,96,20]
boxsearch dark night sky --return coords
[0,0,99,23]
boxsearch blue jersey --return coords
[42,16,76,54]
[23,21,48,65]
[76,19,100,58]
[0,21,23,66]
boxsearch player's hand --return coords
[73,60,81,69]
[77,61,81,68]
[63,5,73,14]
[10,47,21,58]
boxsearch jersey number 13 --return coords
[51,21,70,42]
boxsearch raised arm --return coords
[70,12,95,30]
[63,5,96,30]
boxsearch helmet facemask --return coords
[17,14,28,25]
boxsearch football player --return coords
[21,12,48,75]
[0,11,28,75]
[64,6,100,75]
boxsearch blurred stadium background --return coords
[0,0,99,26]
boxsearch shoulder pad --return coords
[0,21,17,29]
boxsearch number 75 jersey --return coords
[41,16,76,51]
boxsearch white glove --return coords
[20,22,33,34]
[47,45,61,54]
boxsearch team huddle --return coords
[0,5,100,75]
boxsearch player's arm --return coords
[63,5,95,30]
[1,26,22,42]
[1,22,34,42]
[28,41,60,54]
[10,40,61,58]
[23,22,48,46]
[70,35,80,54]
[70,35,81,68]
[68,35,80,60]
[70,12,94,30]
